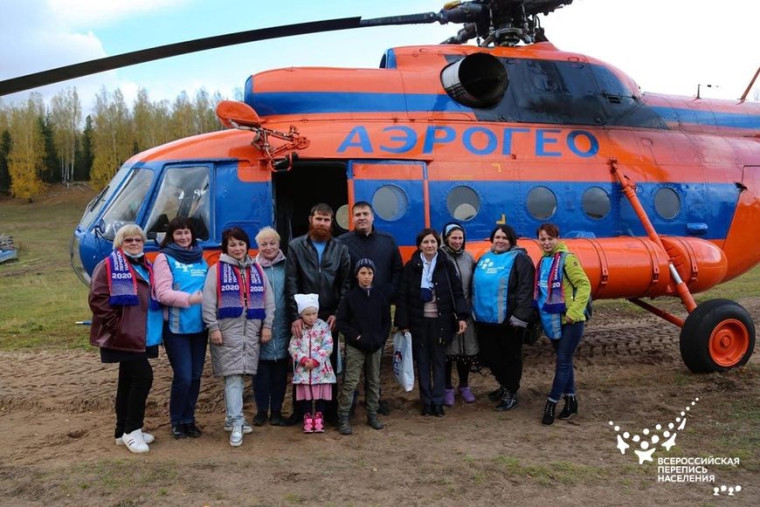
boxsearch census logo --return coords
[478,258,495,271]
[608,397,743,497]
[608,397,699,465]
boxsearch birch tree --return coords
[50,87,82,185]
[8,94,45,199]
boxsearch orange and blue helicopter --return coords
[2,0,758,373]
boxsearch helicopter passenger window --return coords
[447,186,480,221]
[581,187,611,220]
[372,185,408,221]
[98,168,154,240]
[526,186,557,220]
[654,187,681,220]
[144,166,211,240]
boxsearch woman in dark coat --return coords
[395,228,469,417]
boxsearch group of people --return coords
[87,201,591,454]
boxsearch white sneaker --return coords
[116,431,155,446]
[229,425,244,447]
[224,422,253,434]
[122,429,150,454]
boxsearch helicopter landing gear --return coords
[679,299,755,373]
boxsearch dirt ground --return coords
[1,301,759,506]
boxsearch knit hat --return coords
[355,257,376,276]
[295,293,319,315]
[442,222,466,246]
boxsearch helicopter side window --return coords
[372,185,408,221]
[144,166,211,241]
[582,187,611,220]
[98,168,154,240]
[654,187,681,220]
[526,186,557,220]
[446,185,480,221]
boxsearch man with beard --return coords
[339,201,403,415]
[285,203,351,425]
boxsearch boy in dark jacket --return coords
[336,258,391,434]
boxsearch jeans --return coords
[548,322,585,401]
[224,374,245,426]
[114,358,153,437]
[339,346,382,415]
[413,318,447,406]
[254,357,289,414]
[163,325,208,424]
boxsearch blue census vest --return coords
[166,255,207,334]
[472,250,519,324]
[536,257,563,339]
[133,264,164,346]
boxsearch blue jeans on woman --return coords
[163,325,208,425]
[548,322,584,402]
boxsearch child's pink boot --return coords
[303,413,314,433]
[313,412,325,433]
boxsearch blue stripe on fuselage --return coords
[247,91,760,130]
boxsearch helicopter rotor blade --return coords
[0,17,363,96]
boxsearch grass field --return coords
[2,184,759,350]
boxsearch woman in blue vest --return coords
[472,225,536,411]
[534,223,591,425]
[154,217,208,439]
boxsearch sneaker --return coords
[432,404,445,417]
[171,423,187,439]
[253,412,268,426]
[229,425,244,447]
[558,395,578,420]
[494,391,518,411]
[122,429,149,454]
[443,388,455,407]
[459,386,476,403]
[488,386,506,402]
[116,431,154,446]
[224,421,253,434]
[313,412,325,433]
[303,413,314,433]
[542,400,557,425]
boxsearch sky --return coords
[1,0,758,112]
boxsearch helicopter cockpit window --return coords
[654,187,680,220]
[144,166,211,240]
[372,185,408,222]
[526,186,557,220]
[98,168,154,240]
[446,186,480,221]
[582,187,611,220]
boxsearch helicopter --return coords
[2,0,758,374]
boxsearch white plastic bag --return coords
[392,331,414,392]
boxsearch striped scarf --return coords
[217,261,266,320]
[106,249,158,309]
[533,252,566,314]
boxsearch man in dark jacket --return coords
[338,201,403,301]
[285,203,351,424]
[338,201,403,414]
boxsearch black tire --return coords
[679,299,755,373]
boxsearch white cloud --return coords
[47,0,188,27]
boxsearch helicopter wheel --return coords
[679,299,755,373]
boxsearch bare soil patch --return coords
[1,301,759,506]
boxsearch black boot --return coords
[367,413,384,430]
[338,414,352,435]
[558,395,578,420]
[542,400,557,425]
[488,386,506,402]
[494,390,518,411]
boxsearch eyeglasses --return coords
[123,238,144,244]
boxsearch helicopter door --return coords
[348,161,426,248]
[272,161,349,246]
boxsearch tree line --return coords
[0,87,226,199]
